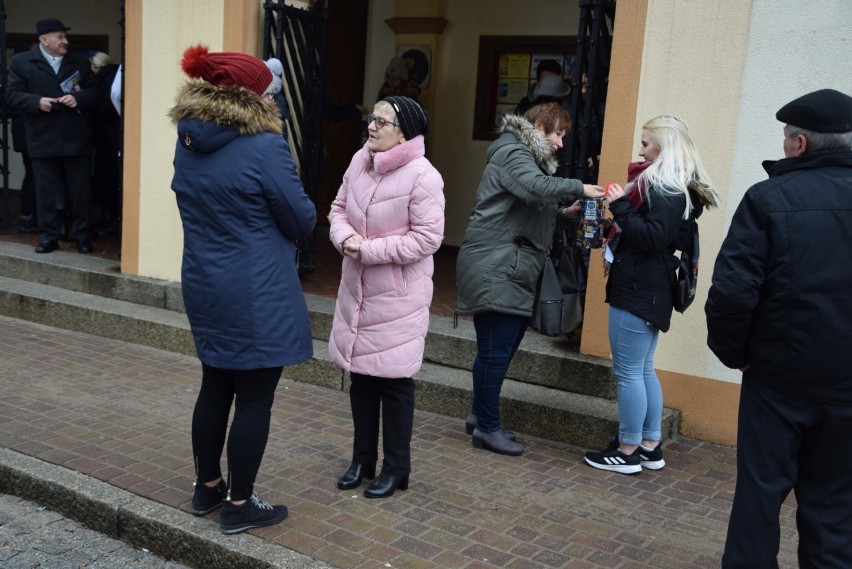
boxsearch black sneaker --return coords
[638,443,665,470]
[191,479,227,516]
[219,492,288,535]
[584,446,641,474]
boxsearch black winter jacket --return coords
[606,187,697,332]
[6,47,96,158]
[705,149,852,404]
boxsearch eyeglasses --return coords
[368,114,399,129]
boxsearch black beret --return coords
[37,18,71,36]
[383,96,429,140]
[776,88,852,133]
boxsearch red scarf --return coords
[624,160,653,209]
[603,160,654,275]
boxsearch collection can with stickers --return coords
[574,197,606,249]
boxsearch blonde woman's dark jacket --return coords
[606,188,696,333]
[455,114,585,316]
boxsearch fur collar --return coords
[363,135,426,175]
[168,80,283,136]
[499,114,559,175]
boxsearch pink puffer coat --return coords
[328,135,445,378]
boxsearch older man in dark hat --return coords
[706,88,852,569]
[6,18,98,254]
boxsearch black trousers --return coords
[722,376,852,569]
[191,364,282,501]
[349,372,414,477]
[18,151,37,218]
[31,155,92,241]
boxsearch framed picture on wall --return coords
[396,45,432,90]
[472,35,575,140]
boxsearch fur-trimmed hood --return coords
[494,114,559,175]
[168,80,282,153]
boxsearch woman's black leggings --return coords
[191,364,282,501]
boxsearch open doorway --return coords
[1,0,124,257]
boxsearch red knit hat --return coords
[180,44,272,97]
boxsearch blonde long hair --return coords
[638,115,720,219]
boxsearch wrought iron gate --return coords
[262,0,329,274]
[1,0,9,228]
[566,0,615,184]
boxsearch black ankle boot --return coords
[363,471,409,499]
[337,462,376,490]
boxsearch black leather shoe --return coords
[363,471,408,499]
[337,462,376,490]
[76,239,94,254]
[35,239,59,254]
[465,413,516,441]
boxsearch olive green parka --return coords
[455,114,585,317]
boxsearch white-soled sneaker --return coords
[219,492,288,535]
[584,446,641,475]
[638,443,665,470]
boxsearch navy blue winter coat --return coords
[170,81,316,370]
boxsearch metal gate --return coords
[1,0,9,228]
[262,0,329,274]
[566,0,615,184]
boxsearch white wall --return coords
[709,0,852,382]
[632,0,753,380]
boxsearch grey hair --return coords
[372,100,400,130]
[785,125,852,152]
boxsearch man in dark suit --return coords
[6,18,97,253]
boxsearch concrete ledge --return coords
[0,242,186,313]
[0,241,617,399]
[402,360,679,449]
[0,276,196,357]
[0,243,674,450]
[0,448,333,569]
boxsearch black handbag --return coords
[531,248,582,337]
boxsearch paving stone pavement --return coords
[0,493,190,568]
[0,315,801,568]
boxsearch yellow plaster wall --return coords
[584,1,752,367]
[580,0,648,360]
[660,371,739,446]
[122,0,227,279]
[581,0,752,445]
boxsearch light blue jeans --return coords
[608,306,663,446]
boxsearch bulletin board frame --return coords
[472,35,575,141]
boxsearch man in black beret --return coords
[706,88,852,569]
[5,18,97,254]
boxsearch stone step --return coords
[0,242,681,449]
[0,242,615,399]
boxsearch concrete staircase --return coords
[0,241,680,450]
